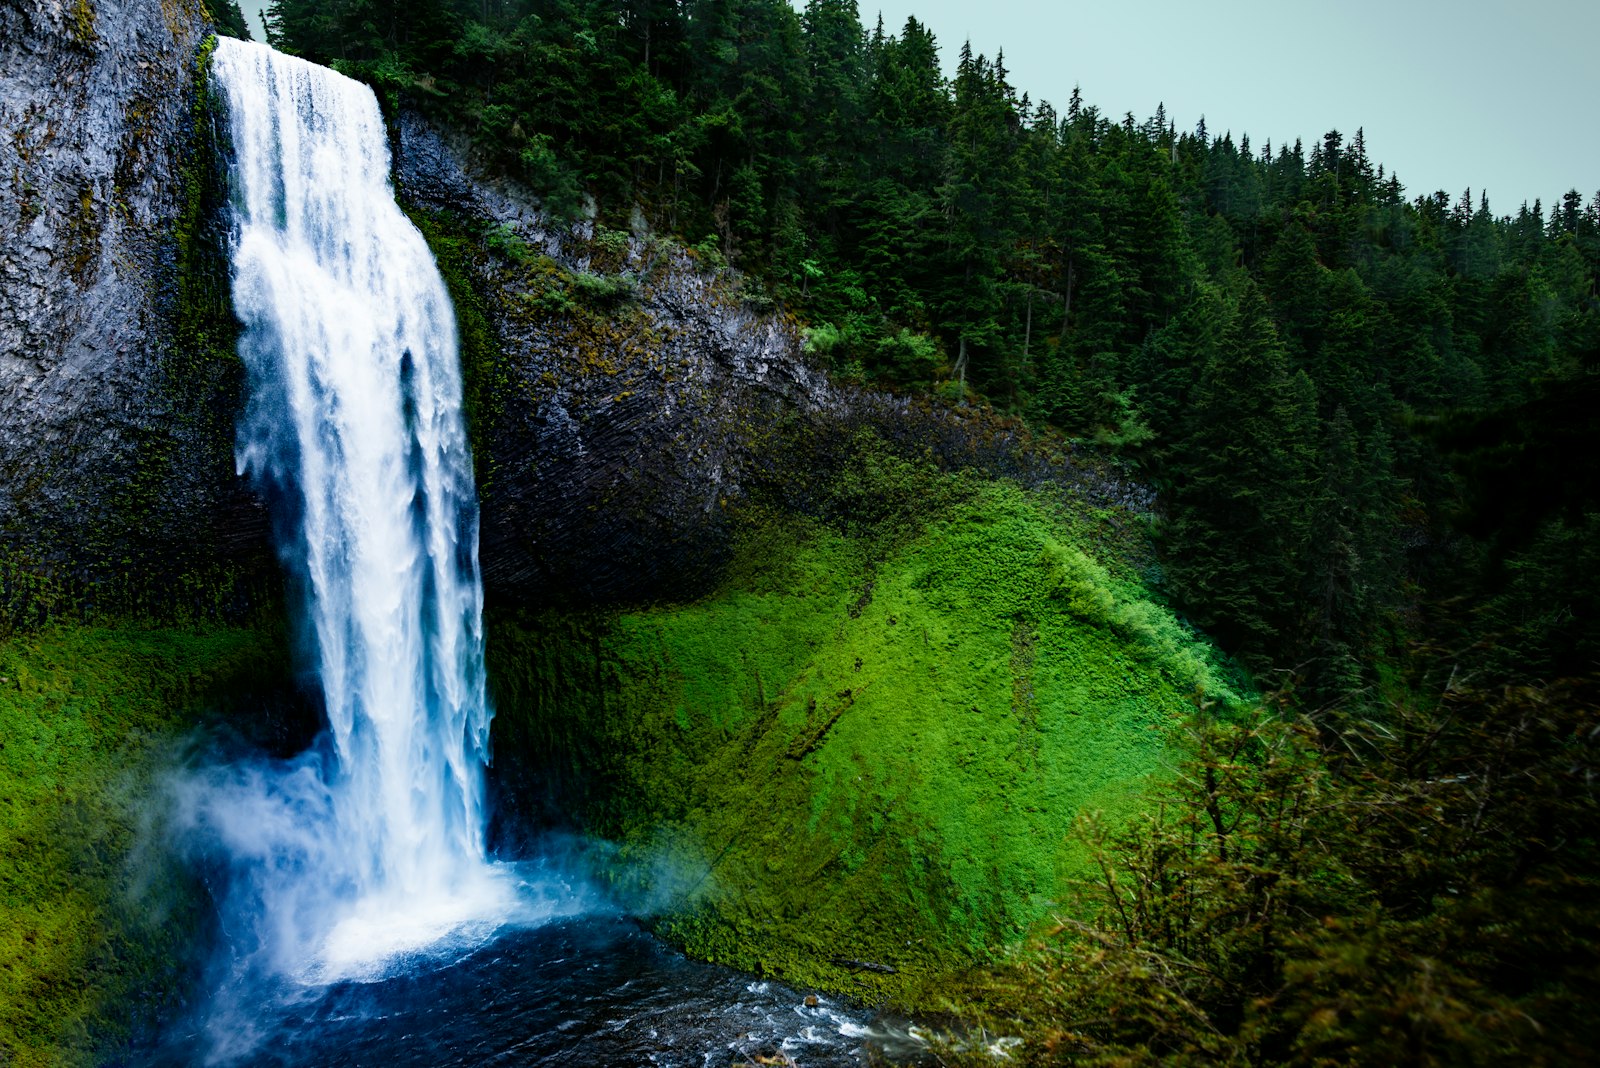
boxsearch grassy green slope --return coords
[0,625,286,1066]
[491,471,1234,1004]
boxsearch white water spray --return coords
[178,39,576,994]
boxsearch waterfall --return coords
[178,39,568,996]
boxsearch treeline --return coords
[264,0,1600,701]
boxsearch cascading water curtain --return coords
[177,39,556,1002]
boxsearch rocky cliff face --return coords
[0,2,1149,624]
[393,112,1153,608]
[0,0,266,625]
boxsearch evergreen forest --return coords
[263,0,1600,700]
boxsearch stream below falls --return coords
[139,914,927,1067]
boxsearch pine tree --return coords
[1166,284,1318,665]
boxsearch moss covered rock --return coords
[392,110,1154,612]
[0,623,293,1065]
[488,454,1234,1005]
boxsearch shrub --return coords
[939,678,1600,1066]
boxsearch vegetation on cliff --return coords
[939,679,1600,1065]
[256,1,1598,1055]
[263,0,1600,709]
[487,435,1231,1001]
[1,0,1594,1063]
[0,624,291,1066]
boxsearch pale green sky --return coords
[854,0,1599,214]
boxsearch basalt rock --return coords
[0,0,269,626]
[0,5,1151,625]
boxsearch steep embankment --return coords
[0,624,295,1064]
[0,0,272,629]
[392,111,1154,608]
[486,442,1233,1002]
[0,6,281,1061]
[0,0,1235,1046]
[395,114,1232,1000]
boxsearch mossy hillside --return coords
[490,471,1233,1005]
[0,624,290,1066]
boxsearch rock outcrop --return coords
[0,0,267,623]
[393,111,1152,608]
[0,2,1188,1027]
[0,1,1150,622]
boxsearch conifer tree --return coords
[1166,285,1318,665]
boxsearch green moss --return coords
[168,32,238,406]
[69,0,97,47]
[0,548,71,636]
[490,464,1233,1006]
[405,209,509,495]
[64,184,98,283]
[0,623,288,1065]
[404,210,660,496]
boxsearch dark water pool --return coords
[133,915,928,1067]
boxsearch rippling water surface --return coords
[144,915,923,1067]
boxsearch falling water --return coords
[177,39,571,1004]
